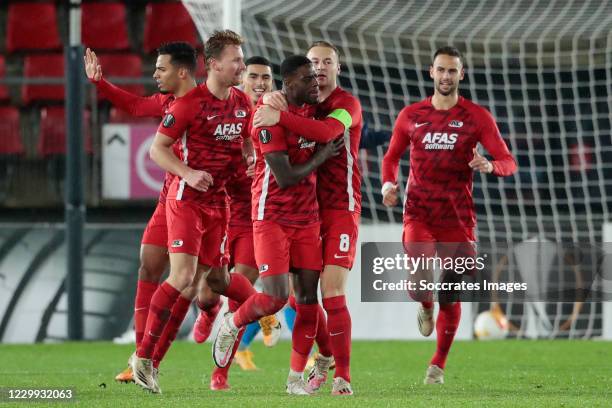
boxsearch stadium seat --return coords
[82,2,130,51]
[96,54,145,99]
[0,107,24,155]
[0,57,9,102]
[6,2,62,53]
[108,107,159,124]
[143,3,200,53]
[21,54,65,105]
[38,107,92,157]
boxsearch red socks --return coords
[288,295,332,358]
[290,303,318,373]
[224,273,256,304]
[323,295,352,382]
[431,302,461,369]
[134,280,159,347]
[233,292,286,328]
[137,281,180,359]
[152,295,191,368]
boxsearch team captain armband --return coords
[327,108,352,130]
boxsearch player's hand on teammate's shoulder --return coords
[469,147,493,174]
[83,48,102,82]
[381,182,399,207]
[184,168,214,192]
[262,91,288,111]
[253,105,281,128]
[317,137,344,160]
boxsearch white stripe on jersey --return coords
[344,128,355,212]
[257,163,271,220]
[176,131,188,200]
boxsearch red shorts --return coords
[402,219,476,266]
[253,220,322,277]
[141,202,168,247]
[166,199,229,267]
[228,224,256,270]
[320,209,360,269]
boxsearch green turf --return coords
[0,340,610,407]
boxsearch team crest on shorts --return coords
[259,129,271,144]
[171,239,183,248]
[163,113,175,128]
[259,264,269,272]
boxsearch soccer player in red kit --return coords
[212,55,343,395]
[207,56,281,390]
[132,31,255,393]
[84,45,222,383]
[382,46,517,384]
[253,41,361,395]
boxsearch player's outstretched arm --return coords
[149,132,213,192]
[264,138,344,189]
[253,106,345,143]
[84,48,165,118]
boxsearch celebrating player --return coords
[253,40,362,395]
[381,46,517,384]
[84,44,222,384]
[131,31,256,394]
[208,56,281,389]
[213,55,343,395]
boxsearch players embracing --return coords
[243,41,363,395]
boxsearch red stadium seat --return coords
[97,54,145,99]
[0,57,9,102]
[82,2,130,51]
[143,3,199,53]
[6,2,62,52]
[0,107,24,155]
[38,107,92,157]
[22,54,65,105]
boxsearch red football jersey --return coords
[251,103,319,226]
[315,87,363,213]
[382,96,517,229]
[158,84,252,207]
[227,155,253,227]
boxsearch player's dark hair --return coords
[245,56,272,68]
[205,29,244,70]
[280,55,312,79]
[157,42,197,73]
[308,40,341,58]
[433,46,464,65]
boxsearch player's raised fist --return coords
[253,105,280,128]
[184,169,213,192]
[262,91,288,111]
[84,48,102,82]
[469,147,493,173]
[382,182,399,207]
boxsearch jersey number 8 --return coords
[339,233,350,252]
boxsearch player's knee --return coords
[180,284,198,300]
[205,269,229,294]
[138,263,163,282]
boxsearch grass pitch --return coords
[0,340,610,407]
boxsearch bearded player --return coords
[382,46,517,384]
